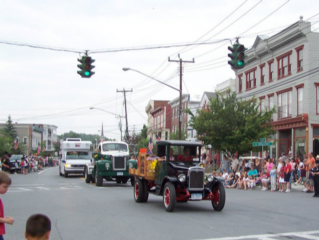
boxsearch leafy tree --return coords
[169,129,187,140]
[137,138,156,155]
[0,134,13,156]
[58,131,114,143]
[141,124,148,139]
[1,115,17,139]
[187,89,276,156]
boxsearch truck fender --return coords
[160,176,178,195]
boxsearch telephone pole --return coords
[168,54,194,140]
[117,88,133,143]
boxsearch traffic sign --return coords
[260,138,266,142]
[252,142,273,146]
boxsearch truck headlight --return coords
[65,164,71,168]
[207,175,214,182]
[178,174,186,182]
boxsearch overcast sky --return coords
[1,0,318,140]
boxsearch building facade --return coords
[41,124,58,152]
[215,78,235,96]
[234,18,319,159]
[150,103,172,141]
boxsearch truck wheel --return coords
[122,178,128,184]
[116,178,122,184]
[163,182,176,212]
[134,178,144,203]
[95,169,103,187]
[59,167,62,176]
[64,171,68,178]
[84,168,92,183]
[211,182,226,211]
[130,177,135,187]
[142,180,149,202]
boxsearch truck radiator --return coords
[188,167,204,191]
[113,157,126,170]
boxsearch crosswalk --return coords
[198,230,319,240]
[8,184,82,193]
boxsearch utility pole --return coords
[168,54,194,140]
[117,88,133,143]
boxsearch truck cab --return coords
[85,141,137,186]
[59,138,92,178]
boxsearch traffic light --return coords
[228,43,247,69]
[77,56,95,78]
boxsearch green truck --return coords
[84,141,137,186]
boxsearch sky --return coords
[1,0,319,140]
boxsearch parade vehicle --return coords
[59,138,92,178]
[9,155,23,174]
[85,141,137,186]
[129,140,226,212]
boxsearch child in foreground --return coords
[25,214,51,240]
[0,172,14,240]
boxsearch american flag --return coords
[148,137,153,154]
[37,145,41,155]
[13,138,18,150]
[156,134,161,141]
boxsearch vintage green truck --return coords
[84,141,137,186]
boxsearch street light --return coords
[90,107,125,141]
[123,67,183,140]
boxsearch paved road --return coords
[2,167,319,240]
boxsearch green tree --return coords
[1,115,17,139]
[137,137,156,155]
[0,134,13,156]
[141,124,148,139]
[187,90,276,156]
[169,129,187,140]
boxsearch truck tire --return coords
[133,178,144,203]
[84,167,92,183]
[64,171,68,178]
[142,179,149,202]
[163,182,176,212]
[130,177,135,187]
[59,167,62,176]
[211,182,226,211]
[121,178,128,184]
[116,178,122,184]
[95,169,103,187]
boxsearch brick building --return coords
[150,102,172,141]
[233,18,319,159]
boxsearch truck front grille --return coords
[113,157,126,170]
[188,167,204,191]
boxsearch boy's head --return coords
[0,172,11,195]
[25,214,51,240]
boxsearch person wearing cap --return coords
[310,157,319,197]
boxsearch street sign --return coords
[260,138,266,142]
[252,142,273,146]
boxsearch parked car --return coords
[9,155,23,174]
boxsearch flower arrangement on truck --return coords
[129,140,226,212]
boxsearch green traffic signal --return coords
[77,55,95,78]
[227,42,247,69]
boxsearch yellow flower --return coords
[150,159,157,170]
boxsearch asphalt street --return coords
[2,167,319,240]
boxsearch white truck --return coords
[59,138,92,178]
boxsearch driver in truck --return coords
[177,148,193,161]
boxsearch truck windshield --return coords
[66,151,90,160]
[102,143,128,152]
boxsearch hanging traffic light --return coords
[227,42,247,69]
[77,55,95,78]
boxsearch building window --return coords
[278,90,292,119]
[260,64,265,85]
[297,87,303,116]
[23,137,27,144]
[295,45,304,72]
[238,75,242,92]
[245,68,256,90]
[260,97,266,112]
[161,115,163,128]
[277,51,292,79]
[268,60,274,82]
[268,95,275,120]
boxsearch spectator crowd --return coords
[211,152,319,197]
